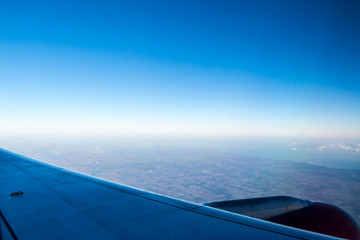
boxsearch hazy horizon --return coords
[1,134,360,170]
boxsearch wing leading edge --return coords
[0,149,342,240]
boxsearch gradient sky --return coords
[0,0,359,137]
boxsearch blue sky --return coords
[0,0,359,137]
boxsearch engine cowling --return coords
[204,196,360,240]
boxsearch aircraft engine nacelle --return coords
[204,196,360,240]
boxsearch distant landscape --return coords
[2,137,359,225]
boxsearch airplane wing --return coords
[0,148,345,240]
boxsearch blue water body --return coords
[203,138,360,170]
[150,137,360,170]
